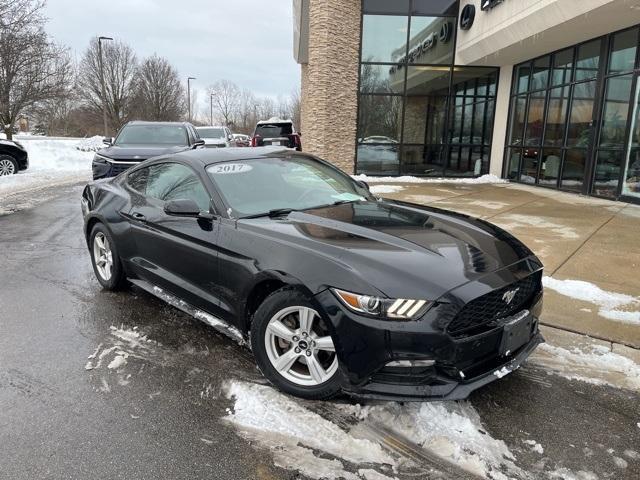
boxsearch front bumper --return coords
[92,159,138,179]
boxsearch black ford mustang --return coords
[81,147,544,401]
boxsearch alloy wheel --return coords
[93,232,113,281]
[264,306,338,387]
[0,159,16,175]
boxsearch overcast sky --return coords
[43,0,300,105]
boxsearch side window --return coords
[127,167,149,192]
[146,163,211,212]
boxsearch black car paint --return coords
[0,140,29,171]
[82,148,544,400]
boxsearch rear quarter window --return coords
[127,167,149,192]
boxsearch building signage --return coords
[459,4,475,31]
[481,0,506,11]
[389,21,452,74]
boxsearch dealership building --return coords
[293,0,640,203]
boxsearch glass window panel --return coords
[408,17,455,65]
[507,148,522,180]
[452,67,498,96]
[471,101,486,145]
[402,144,443,176]
[539,149,562,187]
[461,103,472,140]
[561,149,587,192]
[363,0,409,14]
[552,48,574,86]
[514,63,531,94]
[405,66,450,95]
[599,75,633,148]
[531,56,550,91]
[360,64,405,94]
[403,96,447,144]
[544,86,570,146]
[412,0,458,16]
[358,95,403,142]
[623,83,640,198]
[593,150,622,198]
[566,81,596,147]
[357,143,400,175]
[609,28,638,74]
[362,15,409,63]
[575,39,602,82]
[485,100,495,144]
[450,105,463,142]
[445,146,484,177]
[520,148,540,184]
[509,95,527,145]
[525,91,546,147]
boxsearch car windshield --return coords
[198,128,225,138]
[255,123,293,137]
[115,125,188,146]
[206,155,370,218]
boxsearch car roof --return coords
[126,120,191,127]
[196,125,226,129]
[171,146,304,166]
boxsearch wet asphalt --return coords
[0,183,638,480]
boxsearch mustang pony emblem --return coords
[502,288,520,305]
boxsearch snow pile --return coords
[532,343,640,391]
[369,185,405,195]
[543,277,640,325]
[353,174,507,184]
[494,214,579,240]
[76,135,106,152]
[547,468,599,480]
[522,439,544,455]
[0,136,93,197]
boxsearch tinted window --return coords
[145,163,211,212]
[361,15,409,63]
[255,123,293,137]
[363,0,409,14]
[127,167,149,192]
[198,128,225,138]
[115,124,189,146]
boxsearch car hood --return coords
[242,200,537,300]
[98,144,189,161]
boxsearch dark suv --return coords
[0,139,28,176]
[92,121,204,179]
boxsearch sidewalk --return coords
[373,180,640,349]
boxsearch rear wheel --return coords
[0,155,18,176]
[251,288,341,399]
[89,224,126,290]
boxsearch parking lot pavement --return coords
[378,181,640,349]
[0,184,639,480]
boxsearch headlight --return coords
[332,288,432,320]
[93,153,111,164]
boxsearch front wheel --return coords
[89,224,126,290]
[251,288,341,400]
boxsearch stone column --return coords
[490,65,513,177]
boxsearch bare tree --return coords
[132,54,185,121]
[289,88,301,131]
[208,79,240,127]
[0,0,72,139]
[77,37,137,135]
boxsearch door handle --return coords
[132,212,147,222]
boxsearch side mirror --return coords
[193,139,205,148]
[355,180,369,190]
[164,199,201,217]
[103,137,113,146]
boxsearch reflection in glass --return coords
[566,81,596,147]
[599,75,633,147]
[402,145,443,176]
[403,96,446,144]
[623,83,640,198]
[361,15,409,63]
[408,16,455,65]
[360,64,404,94]
[509,96,527,145]
[593,150,622,198]
[552,48,573,86]
[609,28,638,74]
[520,148,540,184]
[405,66,450,95]
[446,146,487,177]
[539,149,562,187]
[544,87,570,146]
[525,91,546,146]
[356,143,400,175]
[575,40,601,82]
[531,56,550,91]
[358,95,403,141]
[514,63,530,94]
[507,149,522,180]
[561,149,587,192]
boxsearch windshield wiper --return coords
[241,208,298,219]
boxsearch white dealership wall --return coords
[455,0,640,177]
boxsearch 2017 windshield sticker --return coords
[211,164,253,174]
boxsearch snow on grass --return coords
[369,185,405,195]
[76,135,105,152]
[353,174,507,184]
[542,277,640,326]
[0,136,93,198]
[531,343,640,391]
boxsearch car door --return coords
[125,161,223,315]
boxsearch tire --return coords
[0,155,18,176]
[250,287,341,400]
[89,223,127,291]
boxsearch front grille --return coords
[109,163,134,176]
[446,272,542,337]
